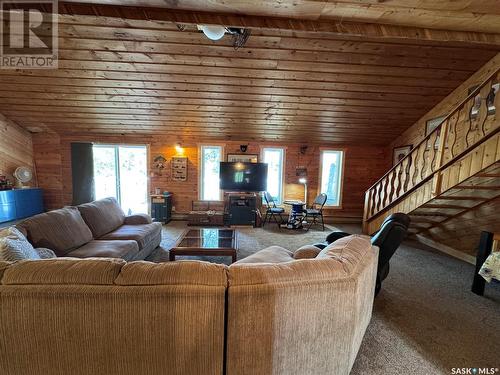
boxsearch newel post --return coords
[362,189,371,234]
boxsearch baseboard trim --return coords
[415,235,476,265]
[171,213,362,224]
[324,217,362,224]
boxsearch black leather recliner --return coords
[316,213,410,296]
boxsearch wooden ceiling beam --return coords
[49,2,500,46]
[14,2,500,45]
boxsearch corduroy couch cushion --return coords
[17,207,94,256]
[1,258,125,285]
[77,197,126,238]
[100,223,162,250]
[115,260,228,286]
[67,240,139,261]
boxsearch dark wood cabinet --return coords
[151,193,172,224]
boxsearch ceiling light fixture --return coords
[197,24,226,40]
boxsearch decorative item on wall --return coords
[426,115,446,149]
[296,145,309,178]
[153,155,167,176]
[239,144,248,153]
[227,154,258,163]
[393,145,413,165]
[487,83,499,114]
[171,156,188,181]
[295,167,307,177]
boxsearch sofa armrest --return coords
[124,214,152,225]
[293,245,322,260]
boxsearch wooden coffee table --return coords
[169,228,238,263]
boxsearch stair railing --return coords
[363,67,500,227]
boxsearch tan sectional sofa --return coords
[17,197,162,261]
[0,235,377,375]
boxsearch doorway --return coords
[93,144,148,214]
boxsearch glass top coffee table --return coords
[169,228,238,263]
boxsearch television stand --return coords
[224,192,258,226]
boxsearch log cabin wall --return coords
[368,53,500,258]
[0,114,35,185]
[390,53,500,150]
[32,132,390,221]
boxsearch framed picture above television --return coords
[393,145,412,166]
[227,153,258,163]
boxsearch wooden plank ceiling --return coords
[62,0,500,33]
[0,4,499,143]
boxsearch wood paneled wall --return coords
[32,133,390,221]
[390,53,500,150]
[0,114,35,184]
[381,53,500,257]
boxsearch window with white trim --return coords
[200,145,222,200]
[262,147,284,204]
[319,150,344,207]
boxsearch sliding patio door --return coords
[93,144,148,214]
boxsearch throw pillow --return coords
[36,247,57,259]
[293,245,322,259]
[0,227,41,261]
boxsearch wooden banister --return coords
[363,67,500,225]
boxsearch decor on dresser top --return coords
[227,153,258,163]
[0,174,12,190]
[13,166,34,188]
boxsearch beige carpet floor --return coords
[148,221,500,375]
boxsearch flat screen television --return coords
[219,162,268,192]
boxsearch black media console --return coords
[226,193,257,226]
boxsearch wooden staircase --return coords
[363,68,500,259]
